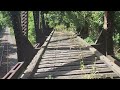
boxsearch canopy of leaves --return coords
[45,11,104,41]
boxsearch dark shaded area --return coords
[76,22,89,39]
[93,30,107,55]
[0,40,17,78]
[93,11,114,56]
[110,56,120,67]
[106,11,115,56]
[33,11,53,48]
[10,11,36,64]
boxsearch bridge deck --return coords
[32,31,120,79]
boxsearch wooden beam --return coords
[20,29,55,79]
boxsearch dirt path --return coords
[0,27,17,78]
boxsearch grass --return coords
[77,40,113,79]
[67,30,101,79]
[84,37,94,45]
[115,53,120,60]
[79,54,100,79]
[114,46,120,60]
[54,24,76,34]
[9,27,14,36]
[82,61,100,79]
[45,75,54,79]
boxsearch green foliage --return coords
[9,27,14,35]
[0,11,12,30]
[45,75,53,79]
[113,33,120,46]
[28,11,36,45]
[0,11,36,45]
[84,37,94,44]
[45,11,104,42]
[45,11,120,60]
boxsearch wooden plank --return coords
[107,55,116,62]
[20,30,55,79]
[48,43,79,46]
[42,57,81,60]
[42,54,95,59]
[43,51,93,57]
[48,44,77,46]
[38,61,106,69]
[37,64,108,73]
[41,56,99,61]
[43,54,72,57]
[44,50,93,54]
[40,59,103,65]
[42,53,94,60]
[44,50,94,56]
[42,56,80,59]
[34,72,118,79]
[47,46,80,49]
[41,58,80,63]
[44,50,81,53]
[34,67,112,78]
[45,49,91,52]
[43,53,93,57]
[41,56,97,61]
[55,72,118,79]
[107,55,120,66]
[113,77,120,79]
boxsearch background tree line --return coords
[0,11,120,58]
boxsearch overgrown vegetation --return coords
[45,75,54,79]
[0,11,12,31]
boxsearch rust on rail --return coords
[2,62,24,79]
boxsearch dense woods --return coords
[0,11,120,59]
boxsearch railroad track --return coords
[0,27,19,79]
[0,29,12,78]
[18,30,120,79]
